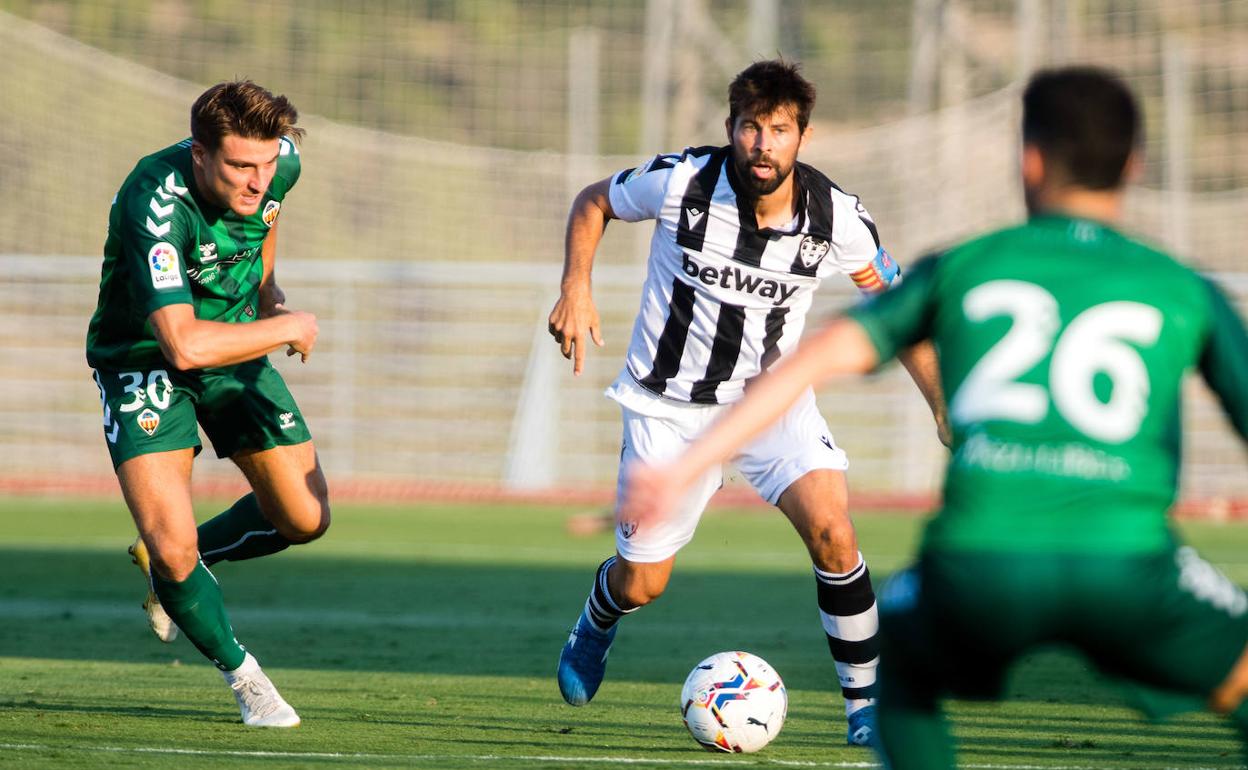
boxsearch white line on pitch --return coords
[0,744,1242,770]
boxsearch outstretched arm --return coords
[897,341,950,447]
[548,177,614,375]
[620,316,880,525]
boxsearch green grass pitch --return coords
[1,494,1246,768]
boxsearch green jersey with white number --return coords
[85,136,301,370]
[849,214,1248,555]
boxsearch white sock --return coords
[222,652,261,684]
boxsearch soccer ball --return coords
[679,650,787,753]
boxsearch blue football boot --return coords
[556,610,617,706]
[847,703,877,746]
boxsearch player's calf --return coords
[1211,643,1248,713]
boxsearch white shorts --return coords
[606,372,849,563]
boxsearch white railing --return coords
[3,254,1246,503]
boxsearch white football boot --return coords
[224,654,302,727]
[128,538,179,643]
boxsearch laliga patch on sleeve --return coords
[850,248,901,293]
[148,242,184,289]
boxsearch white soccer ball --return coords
[679,650,787,753]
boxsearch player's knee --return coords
[149,541,200,582]
[283,500,330,544]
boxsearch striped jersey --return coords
[610,145,898,405]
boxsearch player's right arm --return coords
[622,315,881,525]
[621,255,939,527]
[149,303,318,370]
[113,163,317,370]
[548,177,614,376]
[1198,277,1248,441]
[549,153,680,375]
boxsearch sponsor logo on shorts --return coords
[820,435,835,451]
[618,520,638,540]
[262,200,281,227]
[148,243,183,289]
[278,412,297,430]
[137,408,160,436]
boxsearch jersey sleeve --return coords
[825,191,900,294]
[607,152,678,222]
[114,170,196,315]
[1198,277,1248,442]
[845,253,940,367]
[269,135,302,200]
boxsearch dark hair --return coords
[1022,67,1140,190]
[190,80,304,152]
[728,59,817,132]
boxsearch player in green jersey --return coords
[86,81,329,727]
[619,66,1248,766]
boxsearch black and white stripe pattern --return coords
[607,145,884,406]
[814,553,879,705]
[583,556,638,632]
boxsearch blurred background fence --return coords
[0,1,1245,505]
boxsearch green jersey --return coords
[850,214,1248,555]
[85,137,301,369]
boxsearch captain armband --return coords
[849,248,901,295]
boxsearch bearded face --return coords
[727,105,806,198]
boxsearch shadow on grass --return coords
[2,545,1246,766]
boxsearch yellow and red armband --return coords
[849,248,901,294]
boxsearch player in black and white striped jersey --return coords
[549,60,948,746]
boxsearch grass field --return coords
[2,494,1246,769]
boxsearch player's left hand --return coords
[260,283,288,318]
[618,460,681,533]
[936,414,952,448]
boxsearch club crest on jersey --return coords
[798,235,830,268]
[147,243,183,289]
[262,200,281,227]
[137,408,160,436]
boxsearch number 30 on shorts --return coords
[95,369,173,443]
[116,369,173,413]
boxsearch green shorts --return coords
[878,547,1248,711]
[92,357,312,469]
